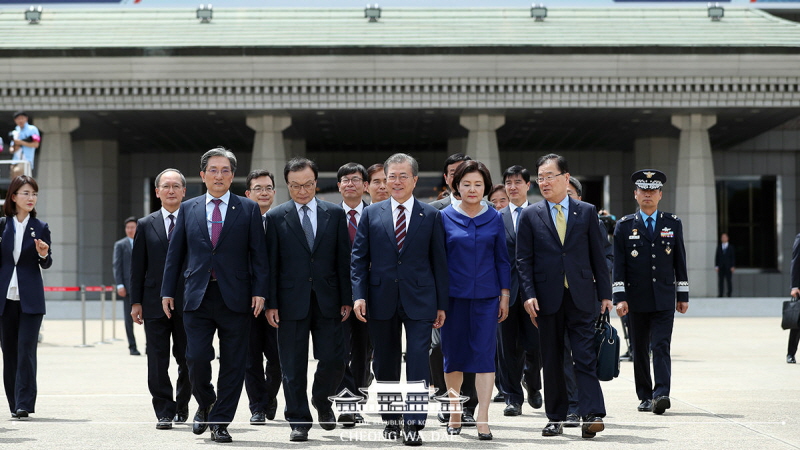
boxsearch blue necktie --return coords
[515,206,523,232]
[301,205,314,250]
[646,217,654,239]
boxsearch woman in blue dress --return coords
[440,160,510,440]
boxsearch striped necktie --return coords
[395,205,406,250]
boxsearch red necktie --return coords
[348,210,358,247]
[395,205,406,250]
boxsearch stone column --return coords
[35,116,80,298]
[671,113,717,297]
[247,113,292,204]
[459,113,505,184]
[634,137,679,213]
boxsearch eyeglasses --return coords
[340,177,363,185]
[158,184,184,191]
[205,168,232,177]
[249,186,274,193]
[288,182,316,192]
[535,173,565,184]
[387,175,412,182]
[15,191,38,198]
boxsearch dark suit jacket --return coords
[516,198,611,316]
[715,243,736,270]
[130,211,185,319]
[500,205,521,306]
[265,199,352,321]
[351,198,449,321]
[792,234,800,289]
[161,194,268,313]
[0,216,52,315]
[113,236,132,293]
[612,212,689,312]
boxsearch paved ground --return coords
[1,313,799,449]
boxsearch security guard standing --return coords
[612,169,688,415]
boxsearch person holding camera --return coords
[8,111,40,175]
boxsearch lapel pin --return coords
[232,206,235,210]
[419,213,423,216]
[31,231,36,238]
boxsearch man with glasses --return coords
[265,157,352,442]
[335,162,371,428]
[496,165,544,418]
[517,153,612,439]
[130,169,192,430]
[243,169,282,426]
[162,147,268,444]
[351,153,448,446]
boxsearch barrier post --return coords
[110,287,121,341]
[75,285,93,348]
[94,286,110,345]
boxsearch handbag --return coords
[594,312,620,381]
[781,296,800,330]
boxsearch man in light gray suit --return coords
[113,216,140,355]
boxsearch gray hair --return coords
[154,168,186,189]
[200,147,237,173]
[384,153,419,177]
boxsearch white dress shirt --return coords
[6,215,30,301]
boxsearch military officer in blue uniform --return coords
[612,169,688,415]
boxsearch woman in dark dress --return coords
[0,175,52,419]
[440,161,510,440]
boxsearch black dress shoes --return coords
[446,425,461,435]
[354,413,365,423]
[265,397,278,420]
[156,417,173,430]
[317,408,337,431]
[15,409,28,420]
[503,403,522,416]
[402,425,423,446]
[338,413,356,428]
[564,414,581,428]
[493,392,505,403]
[383,423,402,439]
[528,389,543,409]
[478,431,493,440]
[462,411,476,427]
[653,396,671,415]
[542,421,563,436]
[210,425,232,443]
[11,412,17,419]
[638,399,654,412]
[192,404,214,435]
[290,427,309,442]
[174,409,189,424]
[788,355,797,364]
[581,415,604,439]
[437,412,449,423]
[130,349,141,356]
[250,411,266,425]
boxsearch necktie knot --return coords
[515,206,523,214]
[211,199,222,206]
[397,204,405,212]
[554,204,562,212]
[349,210,357,218]
[168,214,174,220]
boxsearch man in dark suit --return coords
[788,234,800,364]
[335,162,371,428]
[130,168,192,430]
[265,157,352,442]
[162,147,268,444]
[517,153,612,439]
[715,233,735,297]
[352,153,449,446]
[613,169,689,415]
[242,169,282,426]
[496,165,543,418]
[113,216,140,356]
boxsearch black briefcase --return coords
[781,296,800,330]
[594,312,620,381]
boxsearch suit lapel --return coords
[193,197,212,247]
[285,202,311,252]
[536,201,560,244]
[149,212,169,250]
[313,201,331,253]
[215,195,242,248]
[501,206,516,242]
[564,198,579,243]
[380,202,399,254]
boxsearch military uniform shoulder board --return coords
[619,214,634,222]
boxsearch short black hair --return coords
[366,163,385,182]
[442,153,472,176]
[284,157,319,183]
[337,162,368,182]
[124,216,137,225]
[535,153,569,176]
[568,176,583,197]
[452,160,493,199]
[246,169,275,189]
[502,165,531,184]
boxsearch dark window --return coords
[716,176,777,270]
